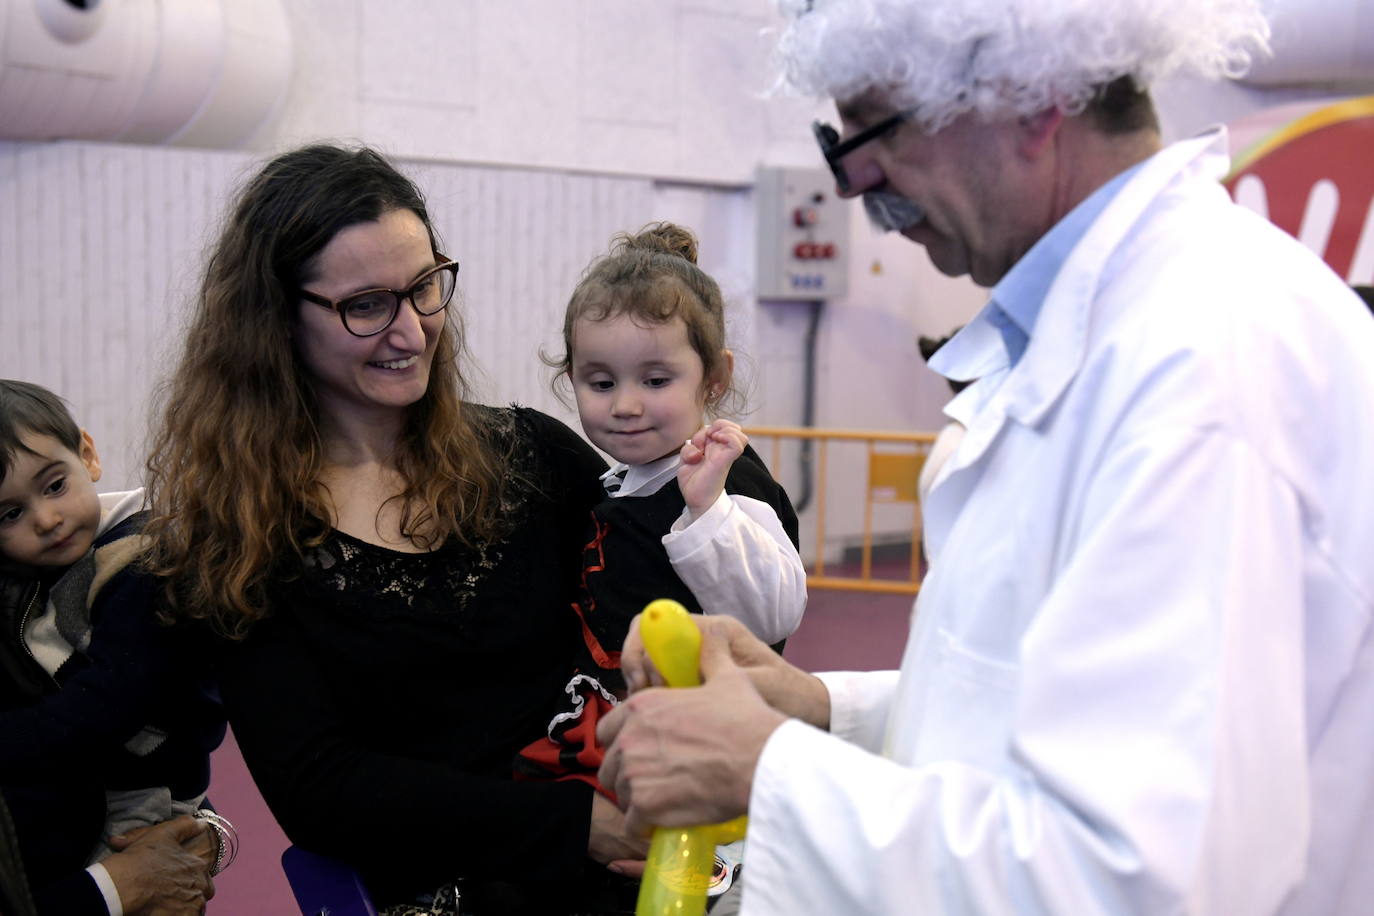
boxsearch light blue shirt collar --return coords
[987,160,1145,366]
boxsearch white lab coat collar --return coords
[931,128,1231,470]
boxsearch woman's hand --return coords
[587,792,648,877]
[102,816,215,915]
[111,818,217,869]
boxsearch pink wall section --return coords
[207,730,293,913]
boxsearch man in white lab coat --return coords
[598,1,1374,913]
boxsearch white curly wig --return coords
[774,0,1272,130]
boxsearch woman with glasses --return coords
[142,144,644,914]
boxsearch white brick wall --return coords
[0,140,744,490]
[246,0,823,185]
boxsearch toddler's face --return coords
[570,313,709,466]
[0,431,103,570]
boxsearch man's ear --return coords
[78,429,102,484]
[1017,107,1064,160]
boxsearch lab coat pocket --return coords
[915,630,1020,774]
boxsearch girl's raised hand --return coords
[678,419,748,519]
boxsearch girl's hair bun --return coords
[617,221,699,265]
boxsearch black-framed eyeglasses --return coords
[812,110,912,194]
[298,258,460,338]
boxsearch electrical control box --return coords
[755,166,851,300]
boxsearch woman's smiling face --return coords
[293,208,447,429]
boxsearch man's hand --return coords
[102,816,215,915]
[678,419,748,519]
[597,627,789,836]
[619,613,832,730]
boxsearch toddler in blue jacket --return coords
[0,380,227,914]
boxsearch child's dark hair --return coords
[0,380,82,484]
[548,222,739,414]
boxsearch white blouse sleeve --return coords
[662,492,807,644]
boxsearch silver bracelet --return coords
[192,809,239,875]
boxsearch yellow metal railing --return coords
[745,426,938,595]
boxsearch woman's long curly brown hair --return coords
[143,144,508,638]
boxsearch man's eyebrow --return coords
[836,99,882,125]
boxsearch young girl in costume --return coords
[518,222,806,788]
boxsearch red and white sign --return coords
[1224,95,1374,286]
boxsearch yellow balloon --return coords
[634,600,749,916]
[639,599,702,688]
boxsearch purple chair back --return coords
[281,845,378,916]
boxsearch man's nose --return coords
[835,153,886,198]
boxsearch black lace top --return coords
[217,407,608,906]
[298,507,508,628]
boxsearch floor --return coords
[207,581,916,913]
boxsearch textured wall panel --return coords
[0,142,246,488]
[0,140,736,489]
[248,0,815,184]
[0,138,950,556]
